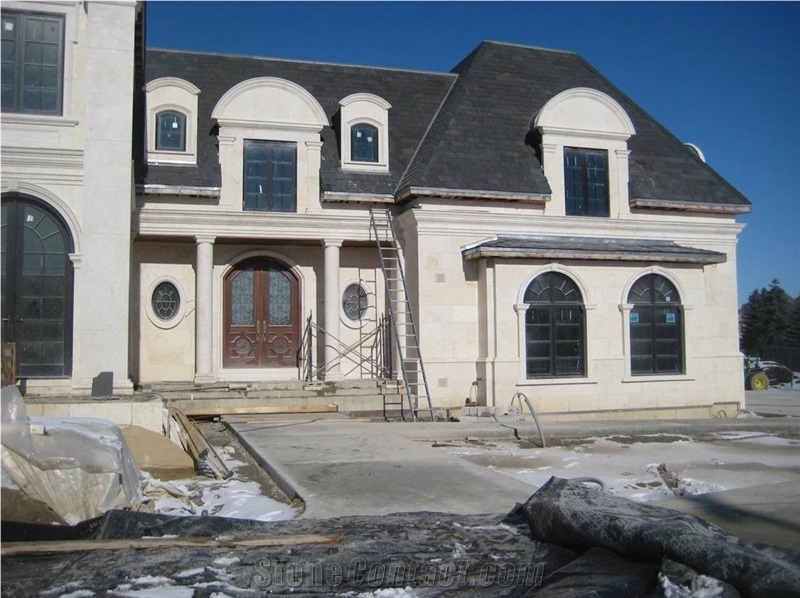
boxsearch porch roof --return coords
[461,235,727,265]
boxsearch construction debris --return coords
[120,424,194,481]
[1,386,143,525]
[168,408,231,479]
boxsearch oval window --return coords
[342,283,368,321]
[152,281,180,321]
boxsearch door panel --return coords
[1,197,73,378]
[224,259,299,369]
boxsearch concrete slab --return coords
[746,389,800,417]
[655,480,800,552]
[230,417,534,519]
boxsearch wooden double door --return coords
[223,258,300,369]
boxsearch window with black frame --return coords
[350,123,378,163]
[628,274,683,375]
[564,147,609,217]
[524,272,585,378]
[1,10,65,115]
[243,140,297,212]
[155,111,186,152]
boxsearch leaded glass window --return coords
[269,269,291,326]
[565,147,609,217]
[628,274,683,375]
[524,272,585,378]
[156,110,186,151]
[243,140,297,212]
[342,283,368,321]
[1,11,64,115]
[351,124,378,162]
[231,269,254,326]
[152,281,180,321]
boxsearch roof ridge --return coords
[480,39,576,55]
[145,47,456,79]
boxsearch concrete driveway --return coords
[746,389,800,416]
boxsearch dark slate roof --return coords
[399,41,750,209]
[137,49,455,194]
[462,235,727,265]
[137,41,750,210]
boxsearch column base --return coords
[193,374,217,385]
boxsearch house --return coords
[2,2,750,421]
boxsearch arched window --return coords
[350,123,378,162]
[524,272,585,378]
[628,274,683,375]
[155,110,186,151]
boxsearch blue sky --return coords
[146,1,800,303]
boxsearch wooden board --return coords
[177,404,338,417]
[1,534,340,556]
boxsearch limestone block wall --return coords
[400,204,745,417]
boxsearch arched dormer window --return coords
[145,77,200,165]
[339,93,391,173]
[156,110,186,152]
[524,271,585,378]
[351,123,378,163]
[534,87,635,218]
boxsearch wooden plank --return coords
[178,404,339,417]
[1,534,340,556]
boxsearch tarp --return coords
[1,386,143,525]
[523,477,800,596]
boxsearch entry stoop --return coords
[147,379,407,419]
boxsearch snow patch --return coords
[659,572,729,597]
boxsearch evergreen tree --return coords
[740,279,795,355]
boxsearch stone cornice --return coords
[630,198,751,215]
[396,185,550,204]
[134,208,373,241]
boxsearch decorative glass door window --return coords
[224,259,299,368]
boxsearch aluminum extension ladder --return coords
[369,208,434,422]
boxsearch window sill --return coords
[341,161,389,174]
[518,378,598,387]
[622,374,694,384]
[2,113,78,128]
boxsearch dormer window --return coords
[564,147,609,217]
[156,110,186,152]
[351,123,378,163]
[145,77,200,165]
[534,88,635,218]
[339,93,391,173]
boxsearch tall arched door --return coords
[1,196,74,377]
[223,258,300,368]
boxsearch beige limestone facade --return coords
[2,5,748,420]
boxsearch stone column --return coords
[323,240,343,380]
[195,235,216,383]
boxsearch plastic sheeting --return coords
[523,477,800,596]
[1,386,143,525]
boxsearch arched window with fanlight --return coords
[524,272,585,378]
[628,274,683,375]
[155,110,186,152]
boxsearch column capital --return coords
[195,234,217,245]
[322,239,343,248]
[69,253,83,269]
